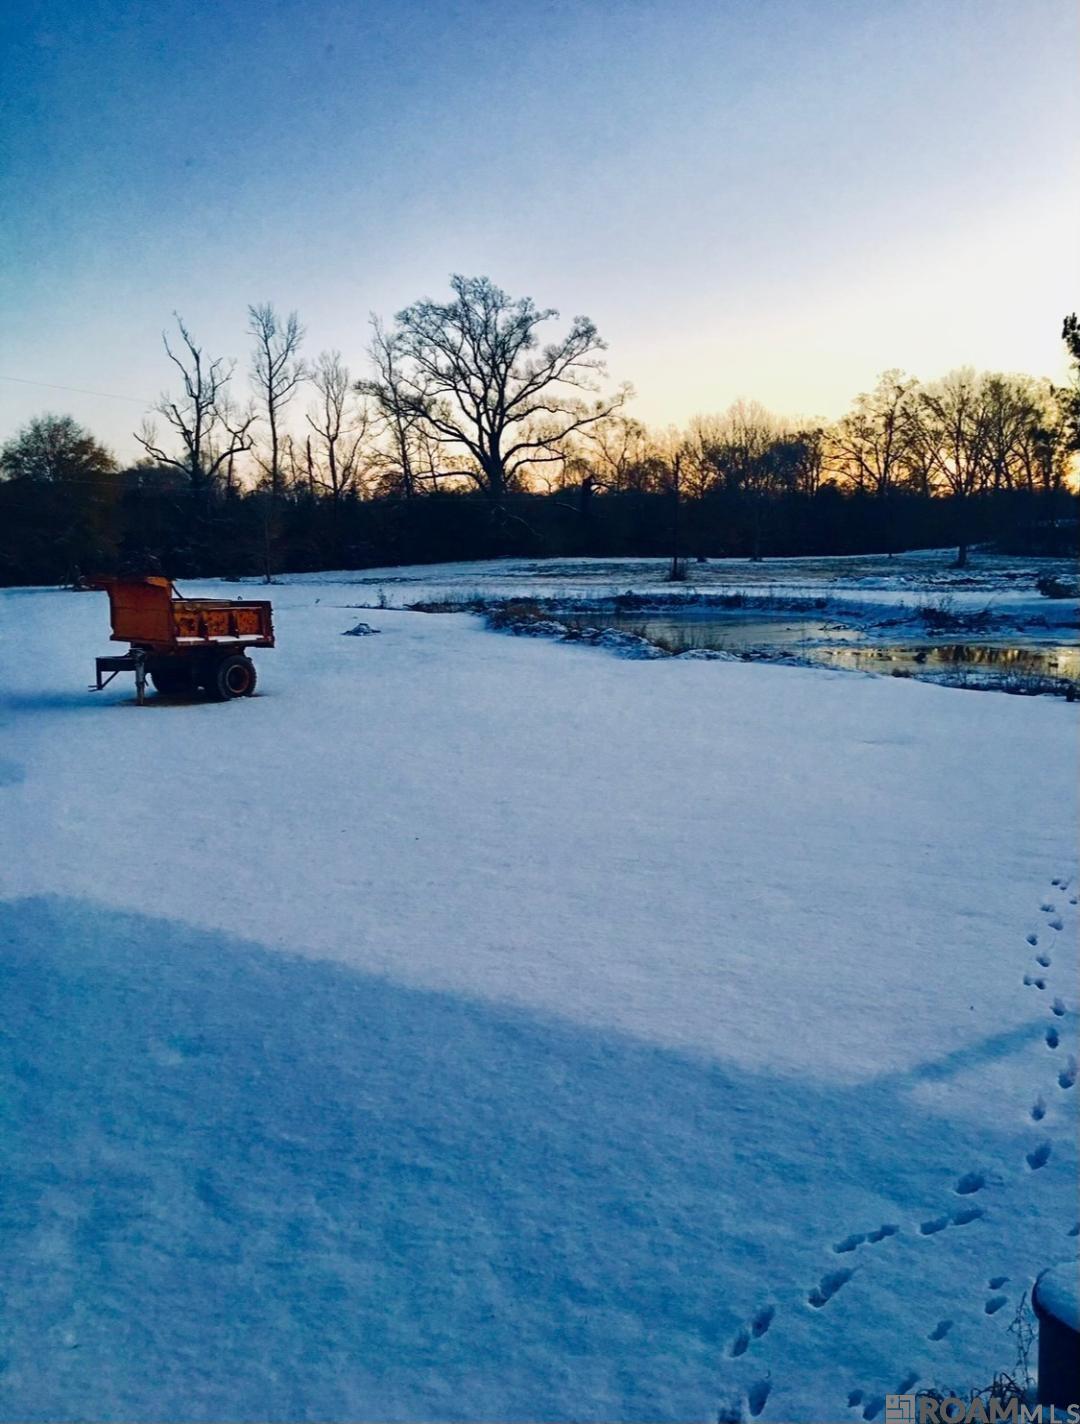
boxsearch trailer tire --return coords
[211,654,257,700]
[150,664,196,696]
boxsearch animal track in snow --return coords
[1059,1057,1077,1090]
[832,1224,898,1254]
[1069,1223,1079,1237]
[1048,918,1064,932]
[1036,952,1051,968]
[751,1306,775,1338]
[866,1222,899,1243]
[918,1207,984,1235]
[848,1390,864,1408]
[928,1319,953,1341]
[1046,1026,1060,1049]
[1023,974,1046,989]
[1040,902,1055,913]
[952,1206,984,1226]
[985,1295,1008,1315]
[746,1378,771,1418]
[807,1268,853,1307]
[954,1171,984,1195]
[1026,932,1038,946]
[918,1208,981,1235]
[861,1395,886,1421]
[1026,1141,1052,1171]
[728,1305,774,1356]
[1031,1096,1046,1122]
[1051,998,1066,1017]
[833,1232,866,1254]
[989,1275,1008,1289]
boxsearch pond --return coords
[806,641,1080,684]
[559,611,861,652]
[556,609,1080,692]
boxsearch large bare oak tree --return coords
[384,275,627,502]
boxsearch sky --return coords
[1,0,1077,462]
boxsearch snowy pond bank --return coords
[542,603,1078,694]
[387,551,1080,697]
[0,554,1077,1421]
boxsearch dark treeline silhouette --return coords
[2,280,1077,586]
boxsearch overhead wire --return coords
[0,374,153,406]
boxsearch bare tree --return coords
[248,303,305,496]
[705,402,779,495]
[978,374,1044,492]
[767,428,826,498]
[680,416,727,501]
[795,427,828,497]
[1061,314,1080,454]
[358,318,431,500]
[549,417,669,527]
[665,446,686,579]
[276,433,312,495]
[583,415,658,493]
[1023,417,1068,493]
[686,401,782,559]
[135,315,255,492]
[995,377,1067,494]
[830,371,918,495]
[383,275,628,502]
[306,351,370,505]
[907,368,992,566]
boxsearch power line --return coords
[0,374,152,406]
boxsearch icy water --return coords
[557,611,1080,690]
[810,641,1080,682]
[560,612,860,652]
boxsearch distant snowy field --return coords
[0,553,1077,1422]
[285,547,1080,628]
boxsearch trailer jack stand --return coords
[92,652,148,705]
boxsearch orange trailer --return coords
[91,576,274,703]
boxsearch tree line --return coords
[2,275,1077,585]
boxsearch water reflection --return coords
[809,642,1080,682]
[556,610,1079,689]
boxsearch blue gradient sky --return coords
[2,0,1077,459]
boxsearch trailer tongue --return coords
[91,576,274,704]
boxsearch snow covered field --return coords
[284,548,1079,625]
[0,557,1077,1421]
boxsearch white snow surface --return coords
[280,548,1080,629]
[0,556,1077,1422]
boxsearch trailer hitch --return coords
[91,651,148,704]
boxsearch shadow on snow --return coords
[0,896,1070,1421]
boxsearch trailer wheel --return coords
[211,655,257,700]
[150,664,196,696]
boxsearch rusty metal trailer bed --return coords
[91,576,275,704]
